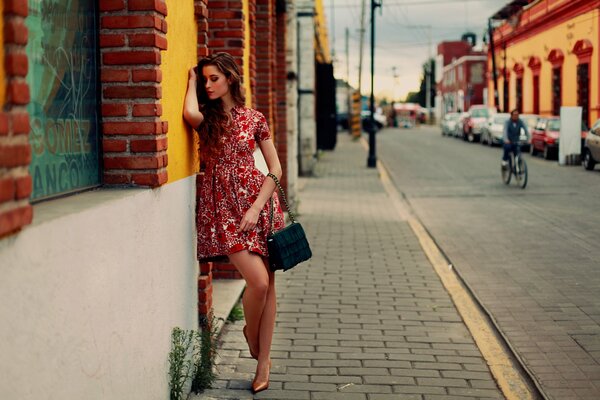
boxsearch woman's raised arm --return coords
[183,66,204,129]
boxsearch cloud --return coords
[324,0,507,99]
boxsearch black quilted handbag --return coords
[266,173,312,271]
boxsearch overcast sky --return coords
[322,0,508,100]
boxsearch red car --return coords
[462,106,495,143]
[531,117,560,159]
[531,117,589,160]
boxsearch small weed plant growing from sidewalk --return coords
[227,304,244,322]
[168,312,220,400]
[191,313,219,393]
[168,327,194,400]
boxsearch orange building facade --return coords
[488,0,599,129]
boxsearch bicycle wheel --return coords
[501,157,512,185]
[516,156,528,189]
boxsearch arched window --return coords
[528,57,541,115]
[513,63,524,113]
[573,39,593,129]
[547,49,564,116]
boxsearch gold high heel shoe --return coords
[242,325,258,360]
[251,360,271,394]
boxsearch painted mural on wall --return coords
[26,0,99,201]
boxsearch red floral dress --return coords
[197,106,285,260]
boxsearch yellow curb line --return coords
[360,137,537,400]
[406,217,535,400]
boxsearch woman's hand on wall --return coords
[189,66,198,82]
[183,66,204,129]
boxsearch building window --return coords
[552,67,562,116]
[533,75,540,115]
[516,77,523,113]
[26,1,100,202]
[471,63,483,84]
[577,63,590,129]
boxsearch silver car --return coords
[482,113,510,146]
[441,112,460,136]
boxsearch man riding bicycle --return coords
[502,109,529,170]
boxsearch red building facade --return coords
[436,41,487,114]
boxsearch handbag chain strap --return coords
[268,172,296,234]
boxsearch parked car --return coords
[463,105,495,142]
[519,113,539,152]
[582,118,600,170]
[361,109,387,131]
[441,113,460,136]
[482,113,510,146]
[531,117,560,159]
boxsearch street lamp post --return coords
[367,0,382,168]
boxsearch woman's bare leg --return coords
[228,250,269,358]
[257,267,276,366]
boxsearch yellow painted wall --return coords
[163,0,200,182]
[0,0,5,109]
[489,9,598,124]
[243,0,252,107]
[314,0,330,64]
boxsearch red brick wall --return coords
[207,1,245,72]
[0,1,33,238]
[248,0,257,107]
[198,261,213,316]
[195,0,210,58]
[212,259,243,279]
[194,0,214,323]
[275,9,288,192]
[99,0,169,187]
[255,0,274,124]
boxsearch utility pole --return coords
[503,41,508,112]
[345,28,350,84]
[392,66,399,100]
[358,0,367,97]
[367,0,382,168]
[346,27,351,131]
[425,25,432,123]
[488,18,500,112]
[392,66,399,127]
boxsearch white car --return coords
[464,106,496,142]
[441,112,460,136]
[583,118,600,170]
[482,113,510,146]
[361,109,387,131]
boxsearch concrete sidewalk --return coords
[198,133,506,399]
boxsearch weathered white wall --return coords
[297,1,317,176]
[0,176,198,400]
[286,0,299,202]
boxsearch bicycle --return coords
[501,143,528,189]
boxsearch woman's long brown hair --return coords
[196,52,245,157]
